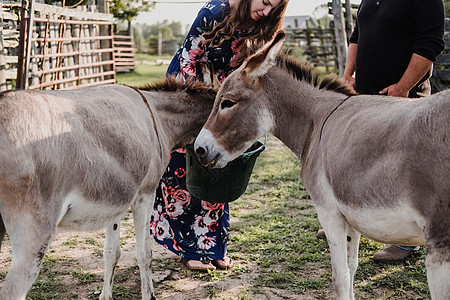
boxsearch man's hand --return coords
[379,83,409,97]
[380,53,433,98]
[344,74,356,88]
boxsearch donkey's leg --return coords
[0,213,56,300]
[346,227,361,300]
[99,218,122,300]
[422,201,450,300]
[132,193,156,300]
[316,206,352,300]
[426,251,450,300]
[425,232,450,299]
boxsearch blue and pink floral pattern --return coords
[152,0,251,262]
[151,150,229,261]
[166,0,253,83]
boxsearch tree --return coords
[133,20,185,55]
[110,0,156,34]
[445,0,450,17]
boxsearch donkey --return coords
[0,77,217,300]
[194,31,450,300]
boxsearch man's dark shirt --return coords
[350,0,445,97]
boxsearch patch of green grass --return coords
[85,237,102,247]
[0,269,7,281]
[205,284,220,298]
[111,285,141,300]
[192,269,228,282]
[114,265,140,284]
[88,285,141,300]
[153,257,184,271]
[358,249,429,297]
[135,53,173,62]
[72,268,101,285]
[237,286,251,300]
[27,255,68,299]
[62,237,78,248]
[256,270,329,292]
[116,62,168,87]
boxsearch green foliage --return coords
[445,0,450,17]
[134,20,185,54]
[110,0,155,23]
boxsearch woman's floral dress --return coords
[150,0,252,261]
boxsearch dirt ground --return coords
[0,211,423,300]
[0,211,331,300]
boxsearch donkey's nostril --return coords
[195,146,206,157]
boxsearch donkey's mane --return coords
[139,76,217,95]
[276,54,358,96]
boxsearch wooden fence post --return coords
[331,0,347,75]
[0,0,5,89]
[344,0,354,40]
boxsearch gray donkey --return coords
[0,77,216,299]
[194,31,450,300]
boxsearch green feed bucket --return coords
[186,141,265,203]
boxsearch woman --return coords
[150,0,288,271]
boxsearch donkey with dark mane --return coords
[0,77,217,299]
[194,31,450,299]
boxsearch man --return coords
[318,0,445,263]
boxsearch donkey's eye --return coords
[220,99,236,110]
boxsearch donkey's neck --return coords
[143,90,215,152]
[265,69,350,161]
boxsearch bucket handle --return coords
[241,135,267,163]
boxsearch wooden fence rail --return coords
[113,34,135,72]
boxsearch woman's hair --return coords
[203,0,289,66]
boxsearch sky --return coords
[135,0,355,27]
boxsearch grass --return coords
[115,53,172,87]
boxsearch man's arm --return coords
[379,53,433,97]
[343,43,358,88]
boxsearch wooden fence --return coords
[285,24,337,72]
[0,0,133,91]
[0,0,21,90]
[285,1,358,73]
[431,18,450,92]
[113,34,135,72]
[17,1,116,90]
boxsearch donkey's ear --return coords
[242,30,286,80]
[200,62,221,91]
